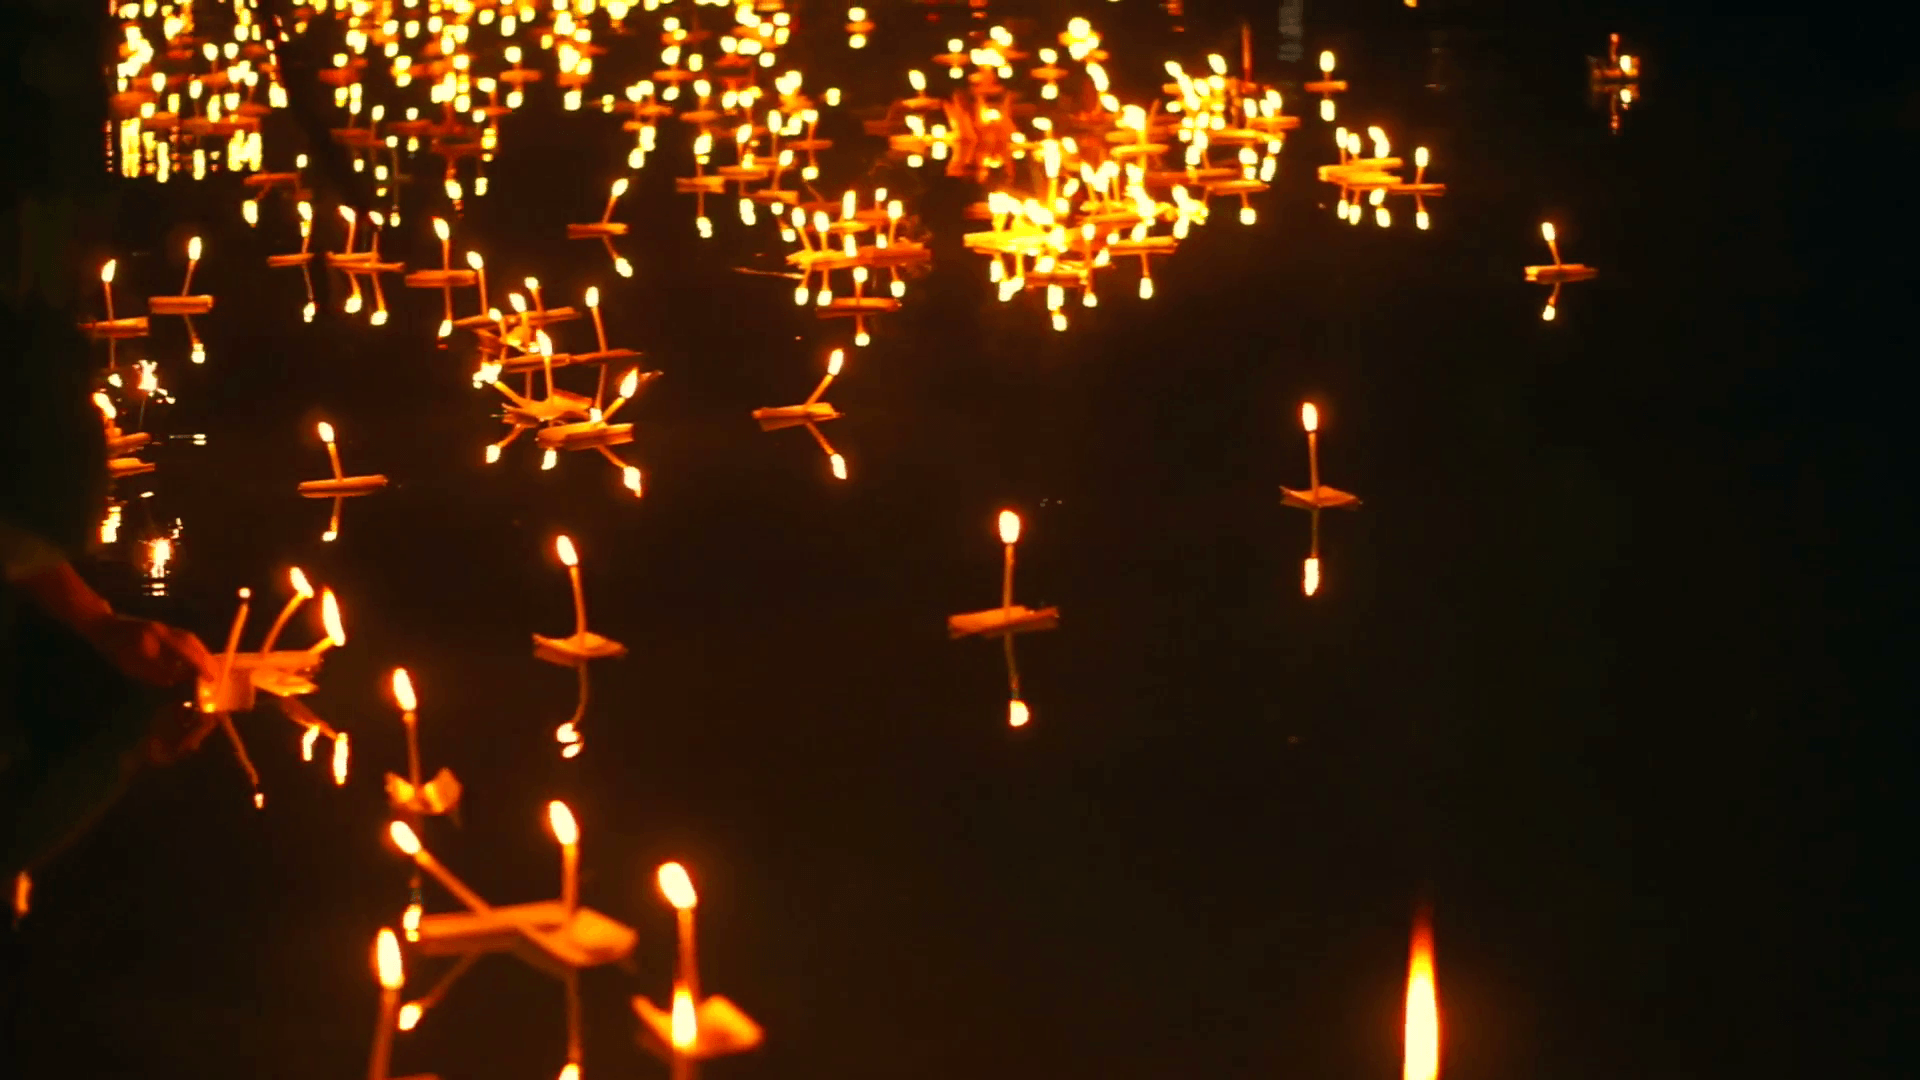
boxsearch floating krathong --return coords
[633,862,764,1075]
[1280,403,1362,596]
[1589,34,1641,133]
[299,421,389,541]
[533,536,627,759]
[949,510,1058,727]
[752,347,847,479]
[1524,222,1598,321]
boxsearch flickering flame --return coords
[389,820,422,855]
[619,368,639,398]
[374,927,404,990]
[289,566,314,598]
[586,286,600,309]
[466,250,484,271]
[1540,221,1556,244]
[657,861,697,910]
[1416,147,1430,169]
[827,349,845,376]
[1405,914,1440,1080]
[1320,50,1336,74]
[623,466,642,495]
[317,421,336,444]
[432,218,449,243]
[392,668,417,712]
[397,1003,422,1031]
[102,259,117,284]
[187,236,202,261]
[403,901,422,940]
[558,1065,579,1080]
[332,731,350,785]
[830,453,847,480]
[1619,55,1636,76]
[555,535,579,567]
[998,510,1022,545]
[1301,402,1320,433]
[670,985,698,1049]
[320,588,346,646]
[611,177,629,199]
[1008,699,1030,727]
[1304,556,1321,596]
[548,801,579,846]
[94,392,116,421]
[300,724,321,761]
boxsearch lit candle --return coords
[432,217,450,271]
[586,287,606,352]
[549,801,578,911]
[388,821,491,913]
[332,730,350,785]
[670,983,697,1080]
[603,177,628,223]
[392,668,419,787]
[466,251,488,311]
[260,567,314,652]
[997,510,1021,610]
[368,927,404,1080]
[318,421,345,480]
[555,536,587,637]
[1542,221,1561,266]
[1404,910,1439,1080]
[101,260,117,320]
[181,236,203,295]
[1302,403,1321,495]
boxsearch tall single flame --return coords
[374,927,404,990]
[547,800,578,846]
[618,368,639,398]
[317,421,336,444]
[586,286,601,309]
[466,250,484,271]
[657,861,698,910]
[331,731,350,785]
[1540,221,1557,245]
[389,820,421,855]
[1404,913,1440,1080]
[392,668,417,712]
[289,566,314,598]
[611,177,629,198]
[1303,557,1322,596]
[433,217,449,241]
[101,259,117,284]
[187,236,203,261]
[319,588,346,646]
[555,534,579,568]
[1319,50,1336,74]
[998,510,1022,546]
[826,349,845,377]
[1301,402,1320,433]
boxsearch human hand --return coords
[141,701,221,765]
[78,614,218,689]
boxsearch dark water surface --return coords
[13,5,1903,1080]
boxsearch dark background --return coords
[12,3,1912,1078]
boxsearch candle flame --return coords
[433,217,449,242]
[331,731,350,785]
[998,510,1022,546]
[558,1065,579,1080]
[374,927,404,990]
[624,466,642,495]
[657,861,697,910]
[547,800,579,845]
[1008,699,1030,727]
[301,725,321,761]
[403,901,422,940]
[670,984,698,1049]
[466,250,484,271]
[619,368,639,398]
[389,820,421,855]
[586,286,600,309]
[93,392,116,421]
[101,259,117,284]
[187,236,202,261]
[317,421,336,444]
[1405,913,1440,1080]
[555,534,579,567]
[1415,147,1430,169]
[1301,402,1320,433]
[320,588,346,646]
[398,1002,422,1031]
[611,177,629,199]
[830,453,847,480]
[1304,556,1321,596]
[289,566,314,598]
[392,668,417,712]
[1319,50,1335,74]
[1540,221,1556,244]
[827,349,845,377]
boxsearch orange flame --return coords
[374,927,404,990]
[670,984,698,1049]
[392,668,417,712]
[331,731,350,785]
[1404,913,1440,1080]
[555,534,579,567]
[1301,402,1320,433]
[389,820,421,854]
[1008,699,1030,727]
[317,420,336,444]
[547,800,579,846]
[998,510,1022,545]
[320,588,346,646]
[657,861,697,910]
[289,566,314,598]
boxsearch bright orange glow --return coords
[289,566,314,598]
[1319,50,1335,74]
[101,259,117,284]
[466,250,484,271]
[612,177,629,199]
[403,901,422,940]
[558,1065,580,1080]
[397,1002,422,1030]
[998,510,1022,545]
[1415,147,1430,169]
[547,800,579,846]
[670,985,698,1049]
[392,668,417,712]
[389,820,421,855]
[830,453,847,480]
[187,236,203,261]
[1301,402,1320,433]
[1304,557,1321,596]
[827,348,845,377]
[374,927,404,990]
[555,535,579,567]
[657,861,698,910]
[1405,913,1440,1080]
[624,466,643,495]
[586,286,601,309]
[1008,699,1030,727]
[433,217,449,241]
[1540,221,1556,244]
[1619,55,1636,76]
[320,588,346,646]
[331,731,350,785]
[301,725,321,761]
[619,368,639,398]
